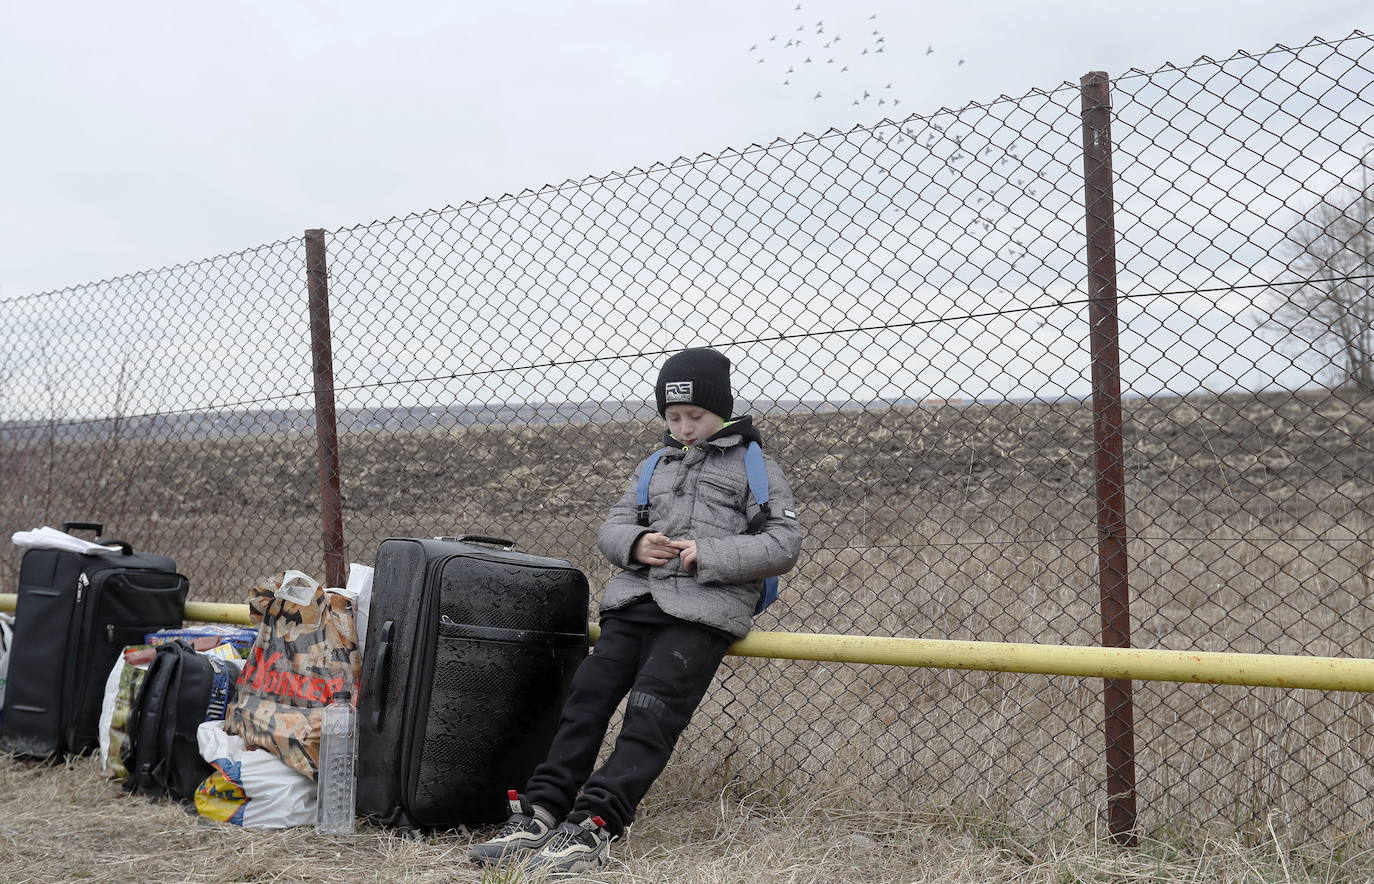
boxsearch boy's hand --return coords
[633,532,680,566]
[669,539,698,572]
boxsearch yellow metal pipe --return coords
[183,600,255,626]
[0,594,255,627]
[5,593,1373,692]
[726,629,1374,693]
[592,622,1374,692]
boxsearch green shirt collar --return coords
[678,419,738,449]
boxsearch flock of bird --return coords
[748,6,964,114]
[745,4,1049,273]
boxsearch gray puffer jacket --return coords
[598,417,804,639]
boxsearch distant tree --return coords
[1259,155,1374,390]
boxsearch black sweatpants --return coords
[523,612,732,836]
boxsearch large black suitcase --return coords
[0,523,189,758]
[357,535,588,830]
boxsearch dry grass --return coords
[5,752,1374,884]
[2,390,1373,844]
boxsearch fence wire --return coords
[2,31,1372,839]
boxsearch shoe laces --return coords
[542,826,590,853]
[495,813,536,839]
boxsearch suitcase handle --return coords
[369,620,394,732]
[438,534,518,550]
[62,521,105,536]
[97,539,134,555]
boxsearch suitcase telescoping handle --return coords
[435,534,519,551]
[62,521,105,536]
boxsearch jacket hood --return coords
[661,415,763,450]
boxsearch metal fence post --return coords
[304,228,347,588]
[1079,71,1138,846]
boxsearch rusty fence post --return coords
[304,228,347,588]
[1079,71,1138,846]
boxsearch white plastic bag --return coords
[0,613,14,721]
[10,526,122,554]
[347,563,375,659]
[195,720,317,829]
[97,646,154,777]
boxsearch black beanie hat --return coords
[655,348,734,419]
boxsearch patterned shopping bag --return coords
[222,571,361,780]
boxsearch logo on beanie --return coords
[664,381,694,403]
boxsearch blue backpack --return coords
[634,441,780,615]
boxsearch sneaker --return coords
[469,791,557,866]
[524,814,614,877]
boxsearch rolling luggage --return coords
[0,522,189,758]
[356,535,588,830]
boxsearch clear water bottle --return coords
[316,689,357,835]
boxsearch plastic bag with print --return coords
[221,571,361,781]
[194,720,317,829]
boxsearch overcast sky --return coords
[1,0,1368,298]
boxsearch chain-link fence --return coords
[2,31,1372,841]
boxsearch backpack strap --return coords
[754,576,780,615]
[742,442,781,614]
[634,449,667,527]
[742,442,771,535]
[124,642,177,796]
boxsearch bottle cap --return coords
[333,689,351,701]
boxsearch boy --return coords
[470,347,803,875]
